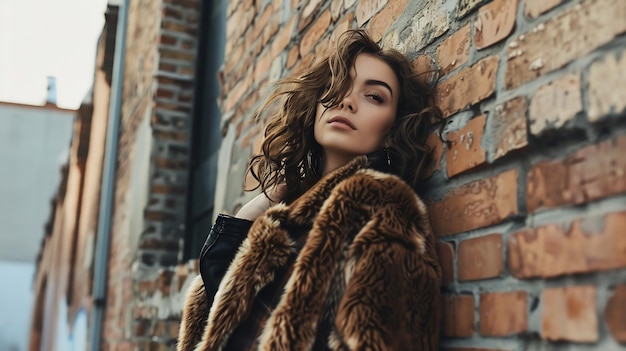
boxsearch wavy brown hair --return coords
[248,29,442,204]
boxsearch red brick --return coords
[226,0,238,17]
[421,131,443,179]
[330,0,342,21]
[508,211,626,279]
[159,34,178,46]
[436,242,454,286]
[300,10,331,55]
[480,291,527,336]
[254,50,272,84]
[474,0,518,49]
[506,0,626,90]
[437,56,499,117]
[271,17,296,57]
[262,13,281,48]
[489,97,528,161]
[411,54,435,74]
[160,49,195,61]
[458,234,503,281]
[227,6,254,39]
[442,294,475,337]
[224,43,244,76]
[605,285,626,343]
[253,3,274,41]
[529,74,582,135]
[446,115,487,177]
[356,0,387,26]
[526,136,626,212]
[524,0,563,19]
[368,0,408,42]
[542,285,598,342]
[588,49,626,122]
[330,13,354,46]
[297,0,323,32]
[224,74,253,112]
[437,24,471,76]
[286,45,299,69]
[429,169,518,236]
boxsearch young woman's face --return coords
[314,53,399,163]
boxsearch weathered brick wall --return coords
[104,0,199,349]
[216,0,626,349]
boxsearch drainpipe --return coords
[89,0,129,350]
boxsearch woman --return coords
[178,30,442,351]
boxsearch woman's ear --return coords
[383,135,393,148]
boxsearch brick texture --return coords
[474,0,518,50]
[368,0,408,42]
[524,0,563,19]
[442,295,475,337]
[506,0,626,89]
[529,74,582,135]
[446,115,487,177]
[527,136,626,212]
[508,211,626,279]
[428,169,518,236]
[458,234,503,281]
[605,285,626,343]
[541,286,598,342]
[588,49,626,122]
[437,24,470,76]
[356,0,387,26]
[437,56,499,117]
[479,291,528,336]
[489,96,528,160]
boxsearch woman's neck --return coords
[322,152,357,175]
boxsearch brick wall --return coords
[103,0,199,349]
[216,0,626,349]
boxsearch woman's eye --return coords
[367,93,384,103]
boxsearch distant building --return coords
[0,100,74,350]
[27,5,118,351]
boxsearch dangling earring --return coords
[384,147,391,168]
[308,149,319,176]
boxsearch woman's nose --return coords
[339,95,356,112]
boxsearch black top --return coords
[199,214,253,305]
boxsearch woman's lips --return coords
[328,116,356,130]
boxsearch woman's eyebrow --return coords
[364,79,393,97]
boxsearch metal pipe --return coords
[89,0,129,349]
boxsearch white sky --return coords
[0,0,109,109]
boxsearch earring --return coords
[384,148,391,168]
[307,150,319,176]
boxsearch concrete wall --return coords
[0,262,35,351]
[0,102,74,351]
[0,103,74,263]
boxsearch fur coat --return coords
[178,156,441,351]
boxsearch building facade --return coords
[31,0,626,350]
[0,100,74,351]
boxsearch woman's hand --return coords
[235,184,286,221]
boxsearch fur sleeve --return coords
[334,171,442,350]
[177,275,209,351]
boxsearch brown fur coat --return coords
[178,157,441,350]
